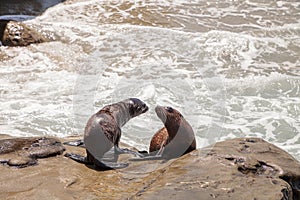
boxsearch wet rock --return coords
[0,20,9,45]
[0,136,65,167]
[0,0,66,16]
[0,20,48,46]
[0,136,299,200]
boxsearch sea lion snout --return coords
[155,105,166,122]
[155,105,182,124]
[140,103,149,114]
[128,98,149,117]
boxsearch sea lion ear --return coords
[128,98,140,105]
[127,98,135,106]
[127,98,140,116]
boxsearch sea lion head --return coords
[155,106,183,127]
[126,98,149,117]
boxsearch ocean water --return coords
[0,0,299,160]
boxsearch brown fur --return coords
[149,127,168,154]
[149,106,196,159]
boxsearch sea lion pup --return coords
[65,98,148,169]
[133,106,196,160]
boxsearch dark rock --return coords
[0,20,48,46]
[280,172,300,200]
[0,136,65,167]
[0,20,9,44]
[0,0,66,16]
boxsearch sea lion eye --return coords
[166,107,173,113]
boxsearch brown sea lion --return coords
[151,106,196,158]
[65,98,148,169]
[133,106,196,161]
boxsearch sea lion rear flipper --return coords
[65,152,128,169]
[63,140,85,148]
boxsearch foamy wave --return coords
[0,0,299,161]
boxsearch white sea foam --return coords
[0,0,299,160]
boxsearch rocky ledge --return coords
[0,135,299,200]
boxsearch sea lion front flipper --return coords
[114,146,146,158]
[138,150,149,156]
[129,155,164,161]
[129,146,165,161]
[94,159,129,169]
[64,152,92,164]
[63,140,85,148]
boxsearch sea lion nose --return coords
[155,105,163,112]
[155,106,165,120]
[142,104,149,113]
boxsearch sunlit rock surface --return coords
[0,135,299,200]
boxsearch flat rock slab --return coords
[0,135,299,200]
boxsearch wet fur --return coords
[65,98,148,169]
[150,106,196,159]
[131,106,196,161]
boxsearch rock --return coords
[0,0,66,16]
[0,135,299,200]
[0,20,48,46]
[0,136,65,167]
[133,138,300,200]
[0,20,9,45]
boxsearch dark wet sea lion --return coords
[0,137,65,168]
[132,106,196,161]
[65,98,148,169]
